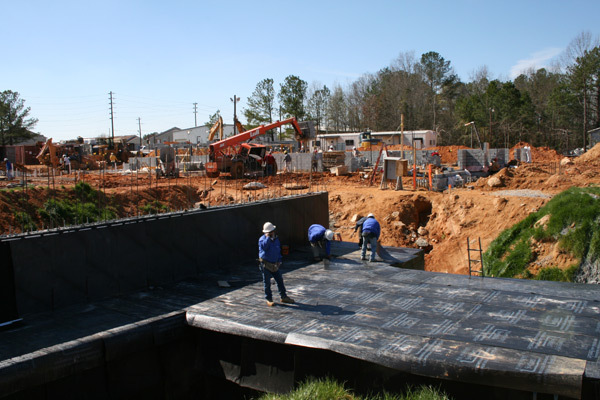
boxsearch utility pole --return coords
[193,103,198,127]
[230,95,240,135]
[109,91,115,148]
[137,117,142,148]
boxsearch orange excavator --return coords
[206,117,311,178]
[36,138,61,168]
[208,116,224,142]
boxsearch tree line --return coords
[2,32,599,152]
[242,32,600,152]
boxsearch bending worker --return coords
[258,222,294,307]
[308,223,342,261]
[353,215,368,248]
[361,213,381,262]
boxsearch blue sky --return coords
[3,0,599,142]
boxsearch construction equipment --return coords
[234,117,246,135]
[37,138,100,170]
[464,121,483,150]
[36,138,61,168]
[359,131,381,150]
[156,146,180,178]
[205,117,311,178]
[208,116,224,142]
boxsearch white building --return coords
[313,130,438,151]
[171,125,236,146]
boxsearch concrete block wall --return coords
[0,193,328,320]
[458,148,508,170]
[432,170,474,191]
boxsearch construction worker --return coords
[308,224,341,261]
[283,150,292,173]
[489,158,500,174]
[361,213,380,262]
[4,158,13,180]
[264,150,276,176]
[110,152,117,170]
[63,154,71,174]
[353,215,368,248]
[311,148,318,172]
[258,222,295,307]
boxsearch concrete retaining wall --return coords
[128,150,445,174]
[0,193,328,320]
[457,148,509,171]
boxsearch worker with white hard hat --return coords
[258,221,294,307]
[361,213,380,262]
[307,224,342,262]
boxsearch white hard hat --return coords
[325,229,335,241]
[262,222,276,233]
[367,213,374,218]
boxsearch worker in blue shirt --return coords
[258,222,294,307]
[353,215,368,248]
[361,213,381,262]
[4,158,13,180]
[308,224,341,261]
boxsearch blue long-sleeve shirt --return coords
[362,217,380,239]
[258,234,282,263]
[308,224,331,255]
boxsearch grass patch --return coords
[254,377,451,400]
[37,183,117,227]
[14,211,37,232]
[140,200,169,215]
[483,187,600,280]
[535,264,579,282]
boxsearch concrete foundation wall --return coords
[458,148,509,171]
[0,193,328,319]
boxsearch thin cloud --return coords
[509,48,563,78]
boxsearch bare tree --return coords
[561,31,599,68]
[327,84,347,133]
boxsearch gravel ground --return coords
[491,189,552,198]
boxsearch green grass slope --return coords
[483,186,600,282]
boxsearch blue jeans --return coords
[361,234,378,261]
[261,265,287,301]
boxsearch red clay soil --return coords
[2,144,599,276]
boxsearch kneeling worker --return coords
[308,224,342,261]
[361,213,381,262]
[258,222,295,307]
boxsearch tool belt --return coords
[260,259,279,273]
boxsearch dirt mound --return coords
[574,143,600,163]
[430,145,469,165]
[511,142,562,162]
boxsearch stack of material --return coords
[330,165,348,176]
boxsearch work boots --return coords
[281,296,295,304]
